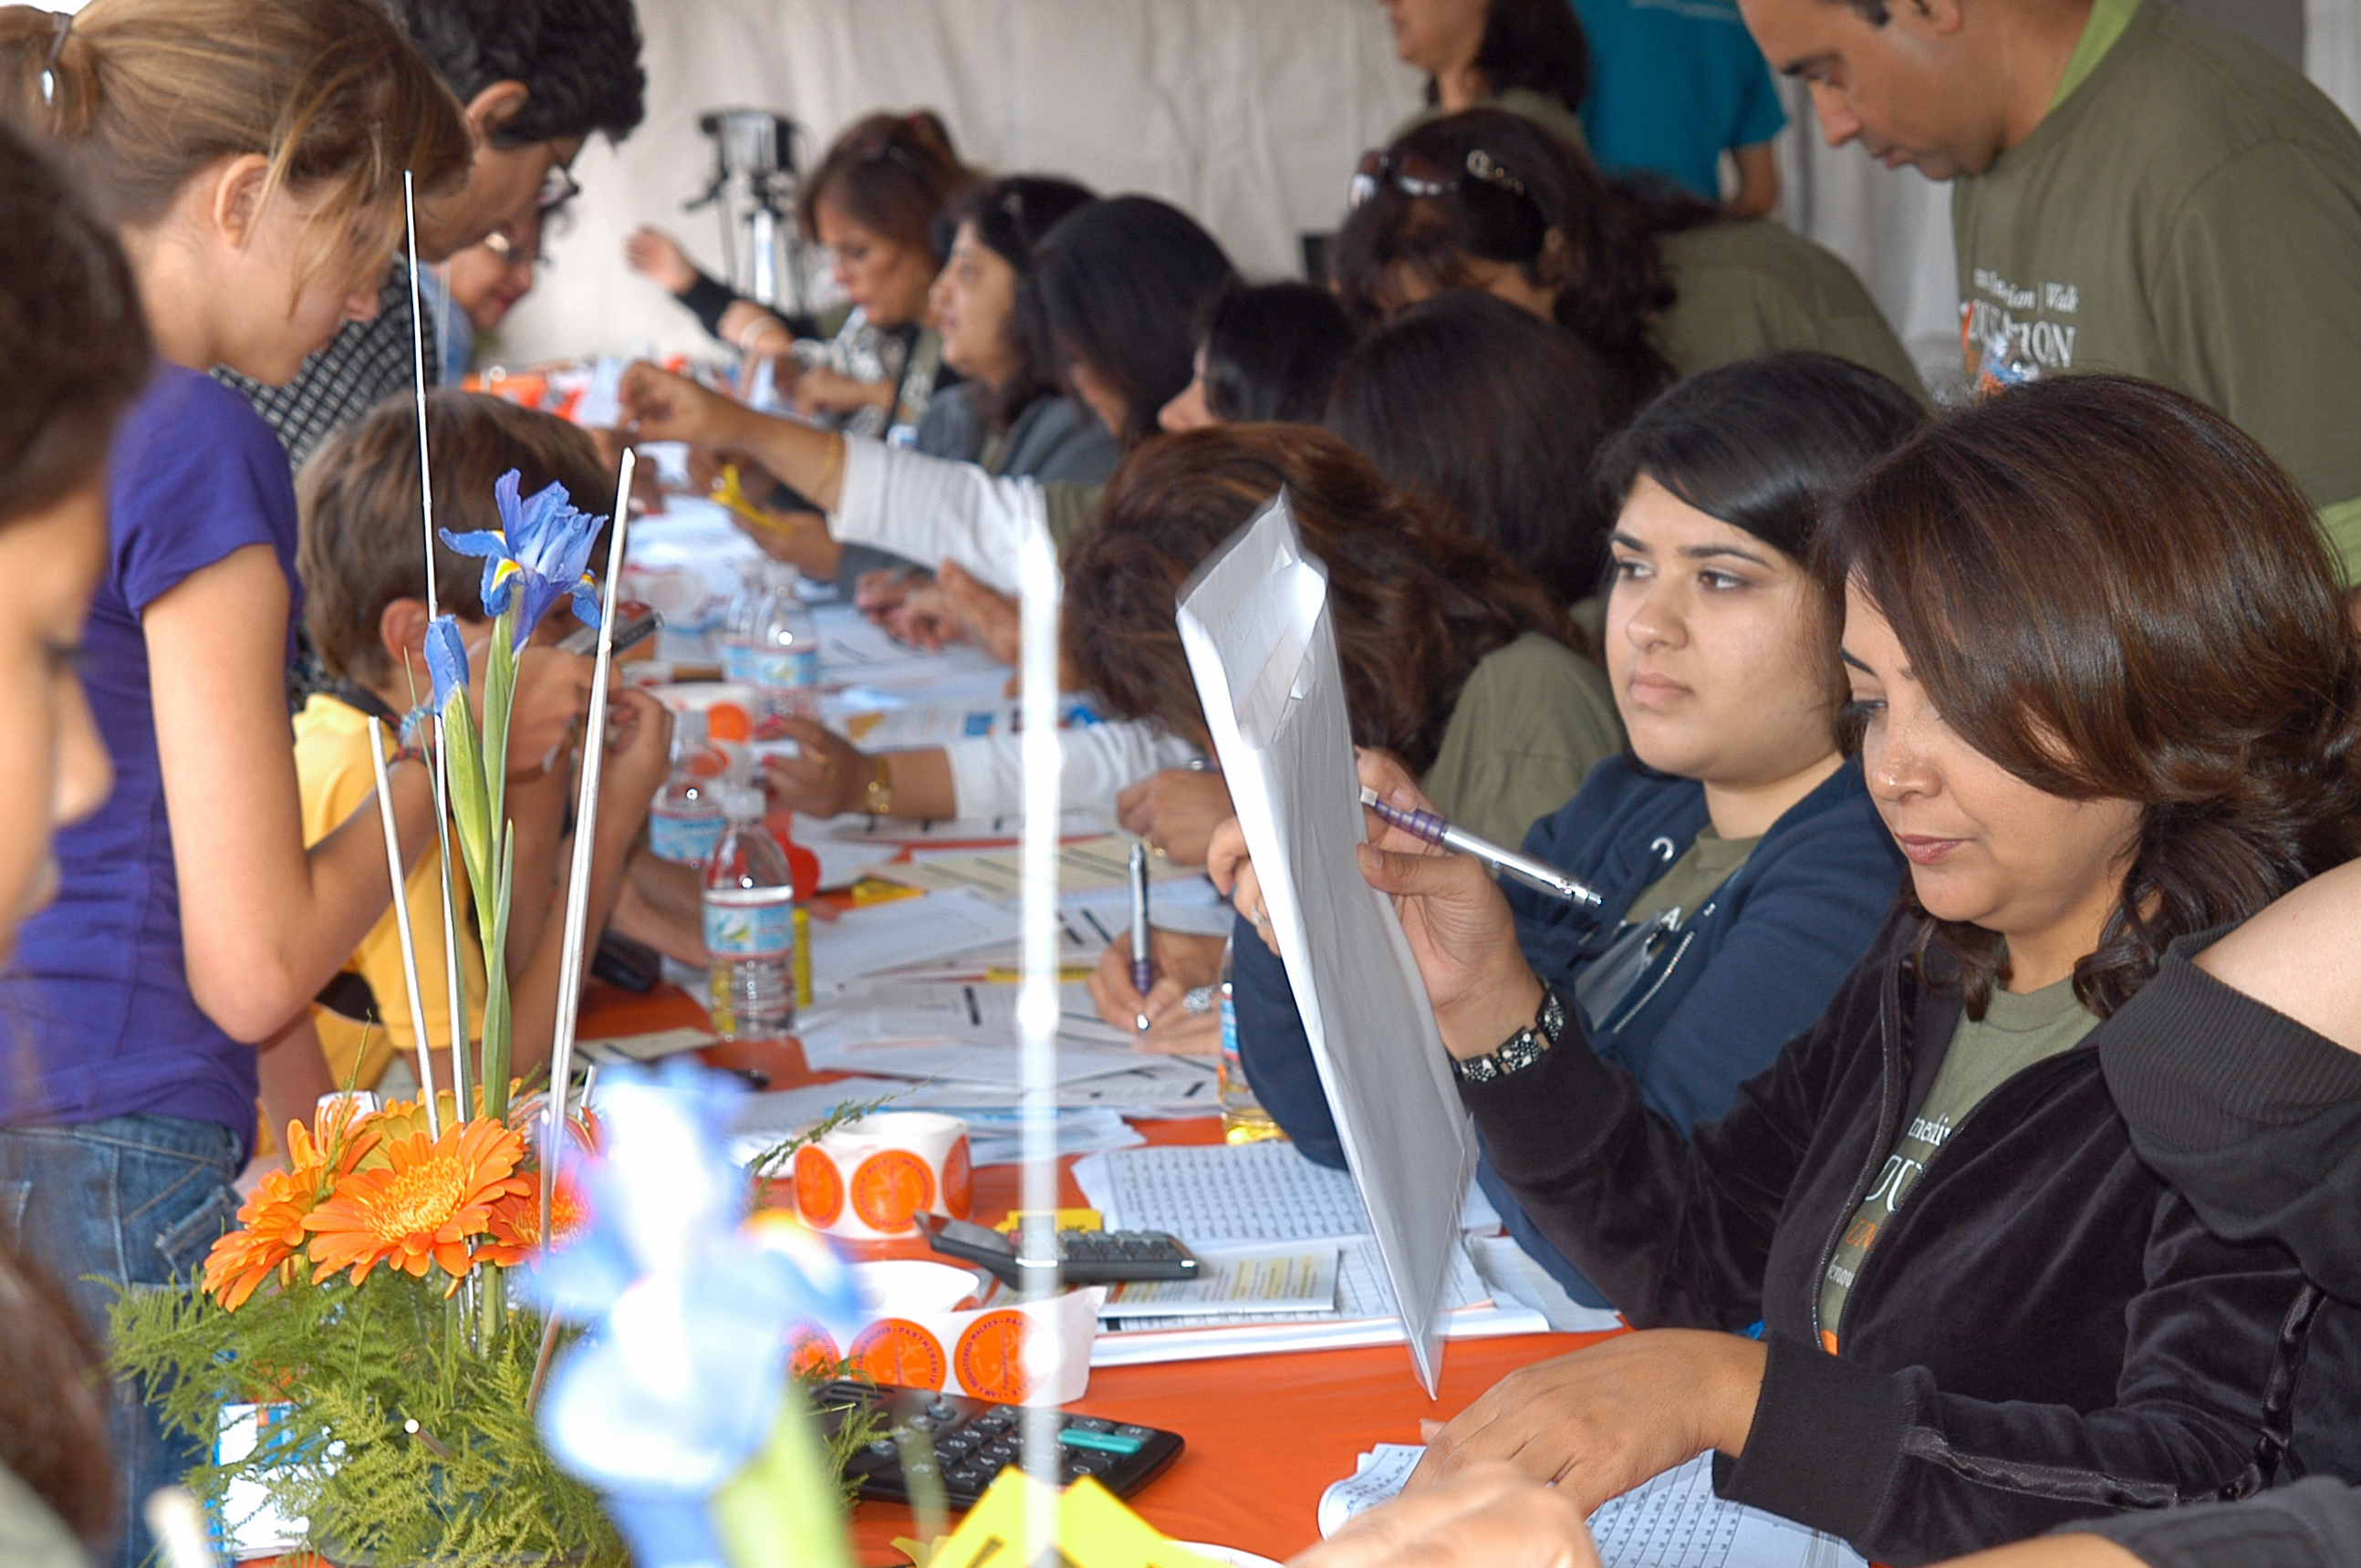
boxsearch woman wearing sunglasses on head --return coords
[1220,375,2361,1563]
[1332,109,1925,410]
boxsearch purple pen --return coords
[1358,786,1604,906]
[1129,839,1155,1029]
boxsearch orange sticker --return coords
[851,1147,936,1232]
[786,1323,840,1378]
[851,1317,947,1389]
[941,1136,972,1220]
[953,1309,1035,1403]
[794,1147,842,1228]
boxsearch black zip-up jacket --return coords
[1464,907,2361,1565]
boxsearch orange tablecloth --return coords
[583,979,1614,1563]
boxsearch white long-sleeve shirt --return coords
[834,436,1042,594]
[942,719,1202,821]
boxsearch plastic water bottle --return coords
[647,707,728,867]
[1216,937,1283,1144]
[702,784,796,1041]
[721,561,822,727]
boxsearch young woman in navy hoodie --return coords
[1230,353,1918,1304]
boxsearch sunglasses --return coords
[536,161,581,212]
[1347,145,1530,211]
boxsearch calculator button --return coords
[938,1433,977,1457]
[983,1440,1018,1463]
[1065,1457,1110,1480]
[927,1398,959,1419]
[1114,1425,1155,1440]
[1066,1417,1114,1433]
[1058,1428,1145,1455]
[944,1463,989,1488]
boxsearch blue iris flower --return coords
[424,616,470,711]
[527,1062,864,1568]
[441,469,607,651]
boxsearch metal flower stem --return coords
[540,449,635,1251]
[403,171,472,1119]
[366,717,440,1138]
[1014,516,1063,1527]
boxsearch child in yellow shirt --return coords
[288,391,673,1107]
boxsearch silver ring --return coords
[1181,985,1216,1015]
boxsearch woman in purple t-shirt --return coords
[0,3,477,1559]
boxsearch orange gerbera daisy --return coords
[475,1173,589,1267]
[203,1116,380,1309]
[303,1117,531,1288]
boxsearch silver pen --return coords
[1129,840,1155,1030]
[1358,786,1604,906]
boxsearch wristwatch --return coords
[861,756,895,816]
[1451,987,1567,1085]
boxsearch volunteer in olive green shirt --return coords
[1742,0,2361,577]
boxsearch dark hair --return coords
[298,390,614,681]
[0,122,149,528]
[1819,373,2361,1020]
[797,110,972,260]
[0,1239,116,1551]
[1195,281,1359,424]
[1330,109,1718,401]
[1426,0,1589,118]
[1327,290,1635,602]
[1597,352,1925,567]
[930,173,1097,426]
[382,0,645,145]
[1064,424,1573,771]
[1018,194,1238,448]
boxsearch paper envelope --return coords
[1173,493,1475,1395]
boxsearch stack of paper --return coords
[1073,1142,1546,1366]
[1099,1244,1341,1320]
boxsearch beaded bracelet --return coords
[1451,987,1567,1085]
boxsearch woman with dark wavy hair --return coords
[1213,374,2361,1563]
[1331,108,1924,406]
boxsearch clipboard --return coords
[1172,493,1475,1395]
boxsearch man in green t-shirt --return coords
[1737,0,2361,583]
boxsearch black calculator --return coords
[814,1380,1186,1504]
[914,1213,1201,1288]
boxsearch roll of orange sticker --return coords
[851,1317,948,1389]
[794,1145,842,1228]
[852,1147,936,1231]
[801,1112,970,1240]
[941,1137,972,1220]
[954,1309,1035,1403]
[786,1323,841,1378]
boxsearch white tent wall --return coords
[504,0,2345,393]
[500,0,1424,366]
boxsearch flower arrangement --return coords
[109,458,888,1564]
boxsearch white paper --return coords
[1175,495,1474,1395]
[1316,1445,1424,1538]
[1098,1243,1341,1318]
[806,888,1023,987]
[1316,1451,1867,1568]
[577,1026,712,1065]
[798,808,1111,848]
[1076,1139,1372,1243]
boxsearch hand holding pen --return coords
[1357,788,1602,906]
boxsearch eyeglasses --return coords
[1347,145,1530,211]
[481,223,549,273]
[536,161,581,212]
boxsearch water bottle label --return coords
[723,645,820,690]
[650,807,724,865]
[703,889,796,960]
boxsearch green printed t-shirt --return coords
[1952,0,2361,576]
[1652,223,1929,404]
[1816,977,2098,1345]
[1623,826,1759,929]
[1419,631,1623,850]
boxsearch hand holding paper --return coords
[1350,753,1545,1062]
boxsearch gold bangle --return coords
[861,755,895,816]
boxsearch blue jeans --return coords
[0,1114,243,1568]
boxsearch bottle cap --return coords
[707,702,751,742]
